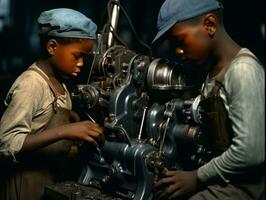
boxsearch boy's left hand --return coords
[154,169,198,199]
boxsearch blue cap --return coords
[38,8,97,39]
[153,0,223,43]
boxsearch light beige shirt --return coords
[0,63,72,157]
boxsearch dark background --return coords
[0,0,265,114]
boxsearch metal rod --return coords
[138,107,148,140]
[159,117,170,156]
[85,112,96,123]
[108,0,120,48]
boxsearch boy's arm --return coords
[0,73,43,157]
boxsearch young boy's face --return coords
[169,18,212,65]
[49,39,95,79]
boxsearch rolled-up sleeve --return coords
[0,72,44,156]
[198,58,265,183]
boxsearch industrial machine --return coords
[44,1,215,199]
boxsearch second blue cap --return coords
[153,0,223,43]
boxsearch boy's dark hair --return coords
[39,34,88,57]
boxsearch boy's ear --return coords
[46,39,58,55]
[203,13,218,38]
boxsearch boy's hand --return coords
[58,121,105,147]
[154,169,198,199]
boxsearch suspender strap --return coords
[27,67,58,112]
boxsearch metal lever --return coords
[158,101,175,156]
[138,106,148,141]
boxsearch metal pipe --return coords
[108,0,120,48]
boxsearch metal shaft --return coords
[108,0,120,48]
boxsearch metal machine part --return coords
[66,51,210,199]
[107,0,120,48]
[45,1,213,199]
[146,58,185,90]
[78,142,157,200]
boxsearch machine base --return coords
[44,181,124,200]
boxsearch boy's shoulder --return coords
[228,48,264,75]
[20,63,47,81]
[224,48,264,87]
[232,48,261,66]
[9,63,50,93]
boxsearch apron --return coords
[198,80,232,156]
[0,68,78,200]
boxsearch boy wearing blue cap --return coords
[0,8,104,200]
[153,0,264,199]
